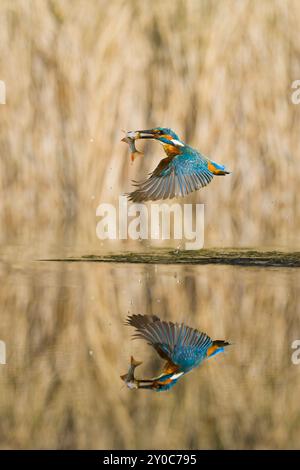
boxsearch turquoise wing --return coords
[127,150,214,202]
[126,314,213,372]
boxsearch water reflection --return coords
[0,250,299,449]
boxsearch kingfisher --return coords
[125,127,230,202]
[121,314,231,392]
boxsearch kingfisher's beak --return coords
[135,129,157,139]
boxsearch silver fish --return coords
[121,130,143,162]
[120,356,143,389]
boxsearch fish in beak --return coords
[121,130,144,163]
[120,356,143,389]
[121,129,164,162]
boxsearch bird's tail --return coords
[208,160,231,175]
[206,340,231,359]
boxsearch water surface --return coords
[0,246,299,449]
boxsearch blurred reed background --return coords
[0,0,300,450]
[0,0,299,247]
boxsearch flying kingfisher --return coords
[121,314,231,392]
[124,128,230,202]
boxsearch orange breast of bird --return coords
[163,143,182,157]
[163,361,179,375]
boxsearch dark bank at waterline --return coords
[41,249,300,268]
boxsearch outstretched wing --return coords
[126,314,212,371]
[127,152,214,202]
